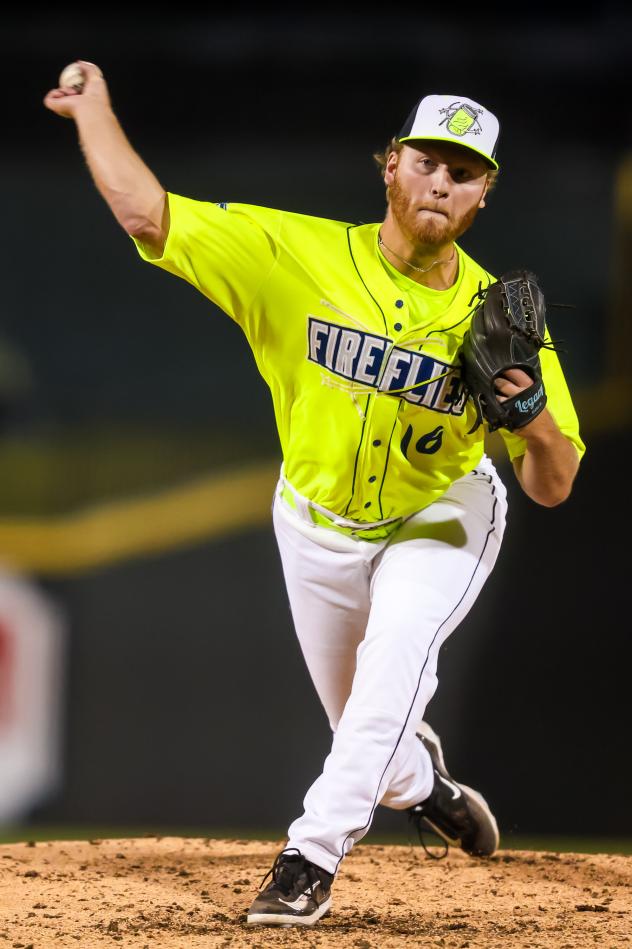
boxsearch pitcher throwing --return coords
[44,67,584,927]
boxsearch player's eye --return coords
[452,168,473,182]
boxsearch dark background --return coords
[1,7,631,841]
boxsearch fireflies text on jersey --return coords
[308,317,467,414]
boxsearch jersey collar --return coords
[346,223,465,334]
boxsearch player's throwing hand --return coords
[43,61,109,120]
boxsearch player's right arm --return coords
[43,61,168,256]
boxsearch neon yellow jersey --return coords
[135,194,585,523]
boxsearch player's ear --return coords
[478,178,489,209]
[384,150,400,187]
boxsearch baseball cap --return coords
[397,94,500,170]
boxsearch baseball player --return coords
[44,66,584,928]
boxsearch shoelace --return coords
[408,808,449,861]
[258,847,321,897]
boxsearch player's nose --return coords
[429,163,450,197]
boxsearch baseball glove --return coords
[460,270,549,433]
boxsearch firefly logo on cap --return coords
[439,101,483,137]
[397,93,500,170]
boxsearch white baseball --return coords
[58,63,86,92]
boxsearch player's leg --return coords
[284,460,507,875]
[247,494,373,926]
[377,461,506,814]
[270,495,371,730]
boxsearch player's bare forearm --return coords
[494,367,579,506]
[511,409,580,506]
[44,61,168,254]
[75,106,166,248]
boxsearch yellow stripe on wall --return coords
[0,461,281,576]
[0,377,630,578]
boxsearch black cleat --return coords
[409,721,499,858]
[246,848,334,926]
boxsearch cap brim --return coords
[398,135,499,170]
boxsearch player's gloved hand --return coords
[459,270,549,433]
[43,61,110,120]
[494,367,534,401]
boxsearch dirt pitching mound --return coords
[0,836,630,948]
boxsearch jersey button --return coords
[364,501,372,508]
[394,322,403,332]
[368,475,377,483]
[372,439,381,447]
[395,299,404,308]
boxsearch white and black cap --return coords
[398,94,500,170]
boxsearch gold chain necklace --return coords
[378,232,456,274]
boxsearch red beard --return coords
[389,174,481,248]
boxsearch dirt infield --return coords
[0,836,630,948]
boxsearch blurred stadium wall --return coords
[0,9,630,838]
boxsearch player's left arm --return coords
[495,368,580,507]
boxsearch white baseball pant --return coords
[272,455,508,875]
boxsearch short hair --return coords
[373,137,499,199]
